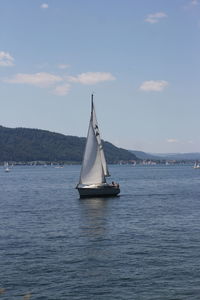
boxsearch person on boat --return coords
[111,181,119,188]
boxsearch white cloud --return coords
[68,72,115,85]
[52,84,70,96]
[41,3,48,9]
[3,70,115,95]
[57,64,70,70]
[184,0,199,9]
[145,12,168,24]
[167,139,179,143]
[0,51,14,67]
[4,72,63,87]
[191,0,199,5]
[139,80,169,92]
[166,139,195,145]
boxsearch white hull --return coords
[77,185,120,198]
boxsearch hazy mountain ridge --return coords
[130,150,163,160]
[0,126,137,163]
[130,149,200,161]
[154,153,200,161]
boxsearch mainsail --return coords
[79,95,109,185]
[91,99,110,177]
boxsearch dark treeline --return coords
[0,126,137,163]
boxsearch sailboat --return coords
[4,162,10,172]
[76,95,120,198]
[193,161,200,169]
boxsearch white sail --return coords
[4,162,10,172]
[79,96,109,185]
[79,118,105,185]
[91,100,110,177]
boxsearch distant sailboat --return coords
[193,161,200,169]
[4,162,10,172]
[76,94,120,198]
[55,165,64,168]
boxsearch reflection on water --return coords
[23,294,32,300]
[78,198,114,282]
[79,197,109,238]
[0,288,5,295]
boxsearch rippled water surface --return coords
[1,164,200,299]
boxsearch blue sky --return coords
[0,0,200,153]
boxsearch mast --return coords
[91,93,94,116]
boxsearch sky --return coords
[0,0,200,153]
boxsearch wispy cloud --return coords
[191,0,199,5]
[57,64,70,70]
[3,70,115,95]
[40,3,48,9]
[167,138,179,143]
[184,0,199,9]
[139,80,169,92]
[4,72,63,87]
[145,12,168,24]
[68,72,115,85]
[52,84,70,96]
[0,51,14,67]
[167,139,195,145]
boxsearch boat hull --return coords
[77,185,120,198]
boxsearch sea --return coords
[1,164,200,300]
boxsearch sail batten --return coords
[79,96,109,185]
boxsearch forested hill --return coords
[0,126,137,163]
